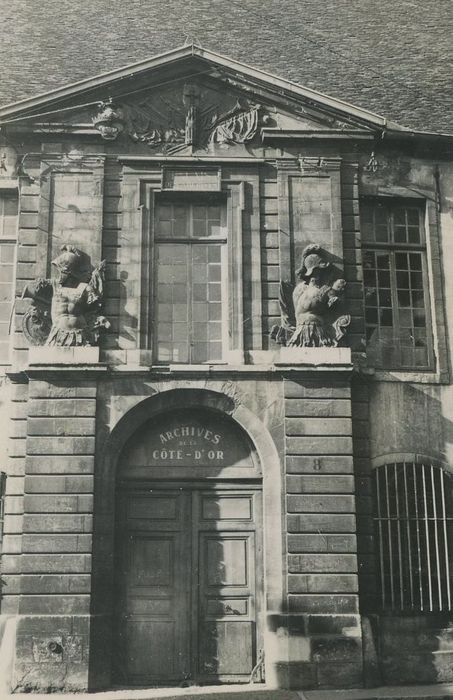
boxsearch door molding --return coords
[93,386,285,688]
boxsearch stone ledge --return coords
[28,347,100,365]
[275,347,352,366]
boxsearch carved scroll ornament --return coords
[22,245,110,347]
[270,244,351,348]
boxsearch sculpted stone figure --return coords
[22,245,109,347]
[270,244,351,348]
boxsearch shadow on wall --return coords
[359,381,453,687]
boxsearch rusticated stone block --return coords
[19,574,91,595]
[287,494,356,513]
[311,635,362,663]
[29,399,96,417]
[316,660,363,688]
[23,514,93,533]
[26,417,96,437]
[22,534,92,553]
[19,595,91,615]
[288,594,359,614]
[26,437,95,455]
[285,399,351,417]
[288,554,357,574]
[288,534,357,553]
[288,513,356,533]
[286,417,352,436]
[25,456,94,474]
[24,475,94,493]
[284,381,350,399]
[288,574,358,593]
[286,475,354,494]
[286,455,353,474]
[29,381,96,399]
[286,436,353,455]
[307,614,360,634]
[20,554,91,573]
[23,494,93,513]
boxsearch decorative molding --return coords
[299,156,342,172]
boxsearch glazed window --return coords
[361,199,433,370]
[0,192,18,364]
[373,462,453,612]
[153,197,227,364]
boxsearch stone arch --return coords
[90,387,284,689]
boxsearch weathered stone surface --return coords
[286,475,354,493]
[284,381,350,399]
[288,554,358,574]
[288,514,356,533]
[23,514,93,533]
[20,554,91,573]
[286,417,352,436]
[286,455,353,473]
[286,436,353,455]
[288,574,358,593]
[288,534,357,553]
[285,399,351,417]
[288,595,359,614]
[25,455,95,474]
[24,475,94,493]
[29,398,97,417]
[287,495,356,513]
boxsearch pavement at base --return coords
[7,684,453,700]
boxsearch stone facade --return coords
[0,45,453,693]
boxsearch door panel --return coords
[195,490,260,683]
[116,484,262,685]
[116,491,190,684]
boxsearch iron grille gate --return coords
[373,462,453,612]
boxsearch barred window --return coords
[373,462,453,612]
[361,199,433,370]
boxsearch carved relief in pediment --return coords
[92,81,266,152]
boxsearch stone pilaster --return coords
[282,363,362,690]
[12,375,97,693]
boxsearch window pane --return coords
[362,223,431,369]
[155,238,224,364]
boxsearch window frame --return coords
[0,189,18,366]
[152,195,229,365]
[361,197,434,372]
[372,459,453,615]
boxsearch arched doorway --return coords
[113,405,264,687]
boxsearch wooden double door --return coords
[115,482,263,686]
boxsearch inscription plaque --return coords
[122,408,254,469]
[162,167,221,191]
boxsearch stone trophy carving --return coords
[92,100,125,140]
[22,245,110,347]
[270,244,351,347]
[92,82,264,152]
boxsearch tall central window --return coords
[154,196,226,364]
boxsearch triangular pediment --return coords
[0,44,407,151]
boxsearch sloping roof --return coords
[0,44,397,131]
[1,0,452,134]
